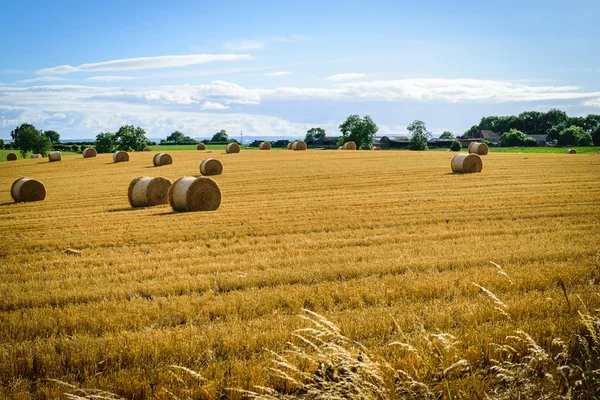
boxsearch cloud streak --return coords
[36,54,253,75]
[18,76,70,84]
[86,76,137,82]
[326,73,367,81]
[264,71,290,77]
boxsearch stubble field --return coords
[0,150,599,399]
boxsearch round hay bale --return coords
[566,149,576,154]
[200,158,223,176]
[343,141,357,150]
[169,177,221,212]
[258,141,272,150]
[292,140,307,151]
[31,154,41,159]
[7,152,17,161]
[226,143,240,153]
[451,153,483,174]
[468,142,489,155]
[11,177,46,202]
[48,151,61,162]
[338,146,343,150]
[287,142,294,150]
[127,176,172,207]
[197,143,207,150]
[142,147,152,152]
[153,153,173,166]
[373,146,381,151]
[113,151,129,163]
[82,148,97,158]
[467,142,475,152]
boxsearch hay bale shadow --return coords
[107,207,145,212]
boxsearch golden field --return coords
[0,149,599,399]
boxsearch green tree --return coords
[0,139,4,149]
[450,140,461,151]
[500,129,528,147]
[95,132,116,153]
[585,114,600,134]
[557,125,587,146]
[43,130,60,144]
[407,120,431,150]
[592,125,600,146]
[305,127,326,141]
[114,125,148,151]
[10,123,52,157]
[338,115,378,149]
[463,125,479,138]
[165,131,197,144]
[211,129,228,142]
[578,134,592,146]
[439,131,454,140]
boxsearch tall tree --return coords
[43,130,60,144]
[305,127,326,141]
[593,125,600,146]
[407,120,431,150]
[114,125,148,151]
[557,125,589,146]
[10,123,52,157]
[338,115,378,149]
[211,129,228,142]
[95,132,116,153]
[165,131,197,144]
[439,131,454,139]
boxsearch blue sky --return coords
[1,0,599,139]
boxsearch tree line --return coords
[462,109,600,146]
[6,109,600,157]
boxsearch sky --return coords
[1,0,599,140]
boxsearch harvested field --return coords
[0,150,599,399]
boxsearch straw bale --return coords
[468,142,489,155]
[292,140,307,150]
[82,148,97,158]
[113,151,129,163]
[169,177,221,212]
[258,141,272,150]
[451,153,483,173]
[197,143,207,150]
[7,152,17,161]
[200,158,223,176]
[128,176,172,207]
[48,151,61,162]
[343,141,357,150]
[226,143,240,153]
[11,177,46,202]
[153,153,173,166]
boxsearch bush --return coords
[578,134,592,146]
[500,129,528,146]
[450,140,462,151]
[558,125,588,146]
[523,137,537,147]
[71,145,79,152]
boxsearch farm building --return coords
[305,136,340,149]
[473,130,500,143]
[527,134,548,146]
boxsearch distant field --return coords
[0,149,79,162]
[150,144,248,151]
[489,146,600,154]
[1,150,599,398]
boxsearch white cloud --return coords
[201,101,229,110]
[36,54,253,75]
[326,73,367,81]
[86,76,137,82]
[3,77,600,139]
[18,76,70,84]
[224,40,266,51]
[264,71,290,77]
[583,98,600,107]
[260,79,600,103]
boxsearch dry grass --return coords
[0,151,599,399]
